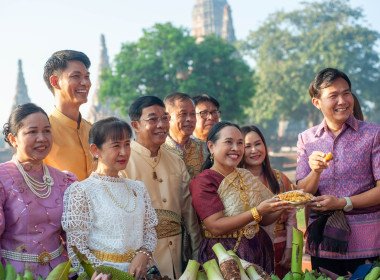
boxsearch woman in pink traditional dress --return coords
[241,125,297,278]
[0,103,77,278]
[190,121,292,274]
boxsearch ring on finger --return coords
[317,202,322,208]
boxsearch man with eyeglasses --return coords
[124,96,201,279]
[162,92,207,179]
[192,94,221,142]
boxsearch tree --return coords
[100,23,255,122]
[242,0,380,128]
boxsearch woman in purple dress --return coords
[0,103,77,278]
[190,122,291,273]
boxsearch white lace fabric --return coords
[62,173,158,269]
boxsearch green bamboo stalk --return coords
[291,227,304,280]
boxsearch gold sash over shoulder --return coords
[155,209,182,239]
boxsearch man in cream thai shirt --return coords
[43,50,93,181]
[124,96,202,279]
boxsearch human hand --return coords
[128,251,150,279]
[257,198,293,216]
[91,271,112,280]
[278,248,291,268]
[308,151,331,174]
[310,195,346,211]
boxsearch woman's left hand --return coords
[278,248,291,268]
[128,251,149,279]
[310,195,346,211]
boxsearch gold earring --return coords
[210,153,214,162]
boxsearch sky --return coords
[0,0,379,126]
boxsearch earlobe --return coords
[8,134,17,148]
[131,121,139,132]
[89,144,99,158]
[312,98,321,110]
[50,76,60,90]
[207,141,213,154]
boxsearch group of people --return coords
[0,49,378,280]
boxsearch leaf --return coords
[46,260,72,280]
[72,246,95,278]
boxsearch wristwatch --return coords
[343,197,353,212]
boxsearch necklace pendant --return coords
[43,175,54,186]
[153,171,158,180]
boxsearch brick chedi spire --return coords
[221,4,236,44]
[191,0,236,43]
[88,34,117,123]
[12,59,31,110]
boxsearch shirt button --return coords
[163,198,167,203]
[169,241,172,245]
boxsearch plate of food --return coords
[274,190,314,206]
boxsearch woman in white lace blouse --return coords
[62,117,158,279]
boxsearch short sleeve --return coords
[296,132,311,182]
[372,128,380,181]
[189,173,225,221]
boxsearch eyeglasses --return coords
[196,110,221,119]
[141,115,171,125]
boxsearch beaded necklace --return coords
[211,167,250,211]
[15,160,54,199]
[95,173,136,213]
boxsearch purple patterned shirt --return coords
[296,114,380,259]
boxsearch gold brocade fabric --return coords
[216,168,274,238]
[154,209,182,239]
[162,137,206,179]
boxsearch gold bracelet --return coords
[251,207,262,223]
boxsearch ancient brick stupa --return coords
[12,59,31,110]
[191,0,236,44]
[88,34,119,123]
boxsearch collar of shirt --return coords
[51,107,83,130]
[314,113,358,137]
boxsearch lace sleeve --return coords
[140,182,158,253]
[62,182,102,269]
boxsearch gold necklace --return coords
[95,173,136,213]
[15,160,54,199]
[132,148,163,182]
[212,167,250,211]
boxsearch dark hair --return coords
[3,103,49,147]
[201,121,241,171]
[43,50,91,93]
[352,93,364,121]
[240,125,280,194]
[164,92,193,108]
[192,94,220,109]
[309,68,351,99]
[89,117,133,155]
[128,96,165,121]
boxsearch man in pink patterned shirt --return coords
[296,68,380,275]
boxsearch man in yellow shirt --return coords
[124,96,201,279]
[43,50,93,181]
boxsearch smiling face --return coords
[208,126,244,175]
[312,77,354,129]
[168,98,196,140]
[52,60,91,107]
[194,101,220,141]
[133,105,169,154]
[10,112,52,164]
[92,131,131,177]
[244,131,266,170]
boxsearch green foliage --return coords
[100,22,255,122]
[242,0,380,127]
[45,260,71,280]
